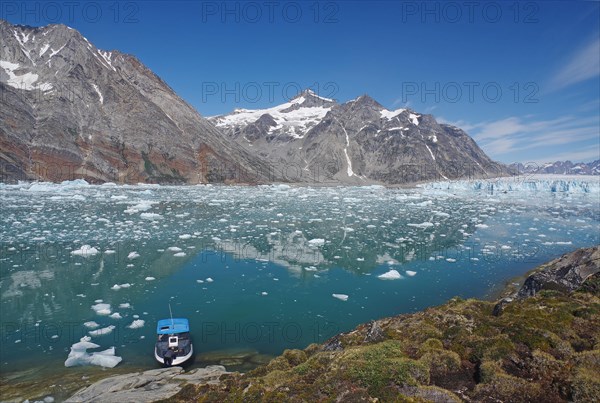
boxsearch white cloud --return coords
[446,114,599,162]
[549,36,600,91]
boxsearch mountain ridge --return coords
[1,20,507,185]
[210,89,506,184]
[0,19,274,184]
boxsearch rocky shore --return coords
[62,245,599,402]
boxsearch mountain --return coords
[1,20,503,185]
[210,90,505,184]
[509,160,600,176]
[0,20,273,184]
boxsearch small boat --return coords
[154,315,194,366]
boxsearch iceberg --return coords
[378,269,403,280]
[64,336,122,368]
[332,293,349,301]
[308,238,325,247]
[71,245,99,257]
[88,325,116,337]
[127,319,145,329]
[91,303,111,315]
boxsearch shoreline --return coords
[3,245,595,402]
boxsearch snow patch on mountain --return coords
[212,95,332,139]
[380,108,406,120]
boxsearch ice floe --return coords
[64,336,122,368]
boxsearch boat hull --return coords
[155,344,194,366]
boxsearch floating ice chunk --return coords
[500,245,511,250]
[83,321,100,329]
[206,277,214,282]
[196,279,204,283]
[128,252,140,259]
[179,234,192,239]
[91,303,111,315]
[405,270,417,277]
[378,269,402,280]
[89,325,116,337]
[124,201,155,214]
[308,238,325,246]
[332,293,349,301]
[71,245,99,257]
[119,303,131,309]
[475,224,489,229]
[64,336,122,368]
[173,252,186,257]
[145,276,156,281]
[104,249,116,255]
[407,222,434,229]
[109,312,122,319]
[167,246,182,252]
[127,319,145,329]
[446,258,456,263]
[261,291,268,296]
[111,283,131,290]
[304,266,317,272]
[140,212,162,220]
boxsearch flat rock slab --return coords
[66,366,228,402]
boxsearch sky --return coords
[2,0,599,164]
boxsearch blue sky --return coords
[2,1,599,163]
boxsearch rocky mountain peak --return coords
[0,19,274,184]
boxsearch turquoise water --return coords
[1,180,598,377]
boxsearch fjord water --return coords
[1,177,598,381]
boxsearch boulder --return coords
[66,366,228,402]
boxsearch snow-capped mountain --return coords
[509,161,600,176]
[0,19,505,185]
[211,89,335,141]
[210,91,505,184]
[0,20,272,184]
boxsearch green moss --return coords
[264,355,291,372]
[304,343,321,357]
[475,360,544,402]
[282,349,307,366]
[417,338,443,356]
[339,341,429,396]
[419,349,461,376]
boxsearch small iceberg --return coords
[332,293,349,301]
[91,303,112,316]
[378,269,402,280]
[64,336,122,368]
[127,319,145,329]
[71,245,99,257]
[89,325,116,337]
[308,238,325,247]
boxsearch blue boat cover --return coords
[156,318,190,334]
